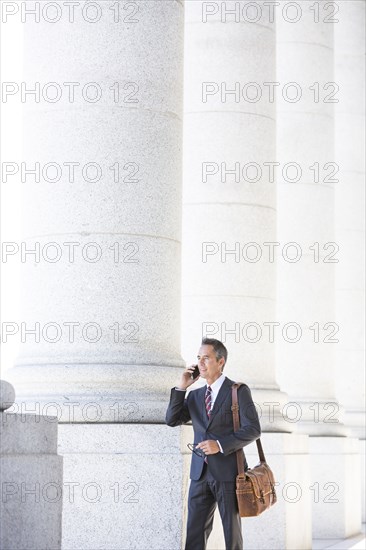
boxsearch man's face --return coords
[197,344,224,381]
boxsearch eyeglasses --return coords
[187,443,206,458]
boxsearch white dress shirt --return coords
[175,373,226,453]
[207,373,226,413]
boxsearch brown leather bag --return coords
[231,383,277,517]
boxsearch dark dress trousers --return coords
[165,376,261,550]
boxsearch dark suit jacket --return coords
[165,376,261,482]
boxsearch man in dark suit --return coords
[165,338,261,550]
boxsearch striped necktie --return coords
[205,385,212,418]
[204,386,212,464]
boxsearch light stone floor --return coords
[312,523,366,550]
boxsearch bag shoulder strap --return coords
[231,382,266,476]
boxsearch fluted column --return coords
[5,0,185,422]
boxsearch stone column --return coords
[334,0,366,523]
[5,0,185,423]
[276,0,362,539]
[276,0,343,436]
[4,2,188,548]
[182,0,288,432]
[334,0,365,440]
[182,2,311,549]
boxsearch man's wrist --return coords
[216,440,224,453]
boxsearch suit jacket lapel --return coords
[205,377,234,428]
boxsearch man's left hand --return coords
[196,440,220,455]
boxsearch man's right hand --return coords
[176,365,200,390]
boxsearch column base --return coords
[313,523,366,550]
[5,363,185,423]
[343,408,366,439]
[309,436,362,539]
[59,426,312,550]
[287,397,348,437]
[58,423,189,550]
[236,432,312,550]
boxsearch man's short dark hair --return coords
[201,338,228,368]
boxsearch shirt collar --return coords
[207,373,226,392]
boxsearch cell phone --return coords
[190,365,200,380]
